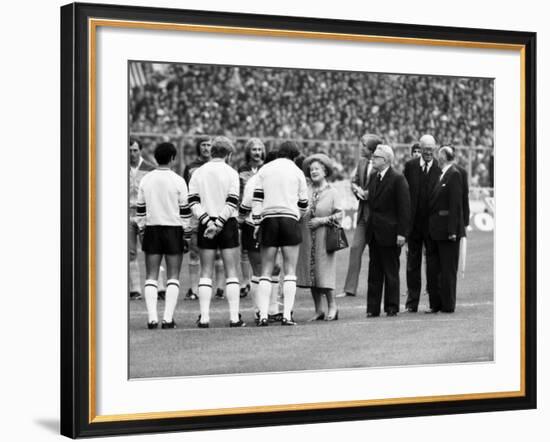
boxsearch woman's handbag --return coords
[325,220,349,253]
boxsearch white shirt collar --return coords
[419,157,433,169]
[440,163,453,179]
[379,166,390,179]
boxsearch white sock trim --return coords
[198,278,212,287]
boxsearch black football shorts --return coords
[260,216,302,247]
[197,217,240,250]
[142,225,185,254]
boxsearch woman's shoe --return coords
[307,312,325,322]
[325,310,339,321]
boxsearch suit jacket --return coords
[454,164,470,230]
[365,167,411,247]
[403,157,441,228]
[352,157,373,221]
[428,165,465,241]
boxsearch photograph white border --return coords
[94,23,521,416]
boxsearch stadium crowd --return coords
[129,63,493,185]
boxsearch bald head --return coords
[419,134,437,162]
[419,134,436,148]
[437,145,455,166]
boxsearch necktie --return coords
[422,163,428,175]
[364,160,373,188]
[374,172,382,193]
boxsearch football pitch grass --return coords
[129,230,494,378]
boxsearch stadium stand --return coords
[129,62,493,185]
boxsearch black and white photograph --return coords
[128,60,495,378]
[53,1,537,439]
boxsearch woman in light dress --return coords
[297,153,344,321]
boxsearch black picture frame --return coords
[60,2,537,438]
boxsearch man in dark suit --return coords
[337,133,383,298]
[425,146,465,313]
[450,146,471,235]
[365,145,411,317]
[403,134,441,312]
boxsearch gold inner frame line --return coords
[88,18,527,423]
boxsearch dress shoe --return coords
[240,284,250,298]
[325,310,339,321]
[281,317,297,326]
[268,313,284,323]
[336,292,355,298]
[424,308,440,314]
[366,312,379,318]
[215,288,225,299]
[147,321,158,329]
[257,318,269,327]
[130,291,142,300]
[184,289,198,300]
[406,306,418,313]
[386,311,398,317]
[161,320,176,329]
[196,314,209,328]
[440,309,455,314]
[307,312,325,322]
[229,319,247,327]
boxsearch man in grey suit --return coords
[337,133,383,298]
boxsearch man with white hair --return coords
[364,144,411,317]
[403,134,441,312]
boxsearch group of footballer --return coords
[131,135,308,329]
